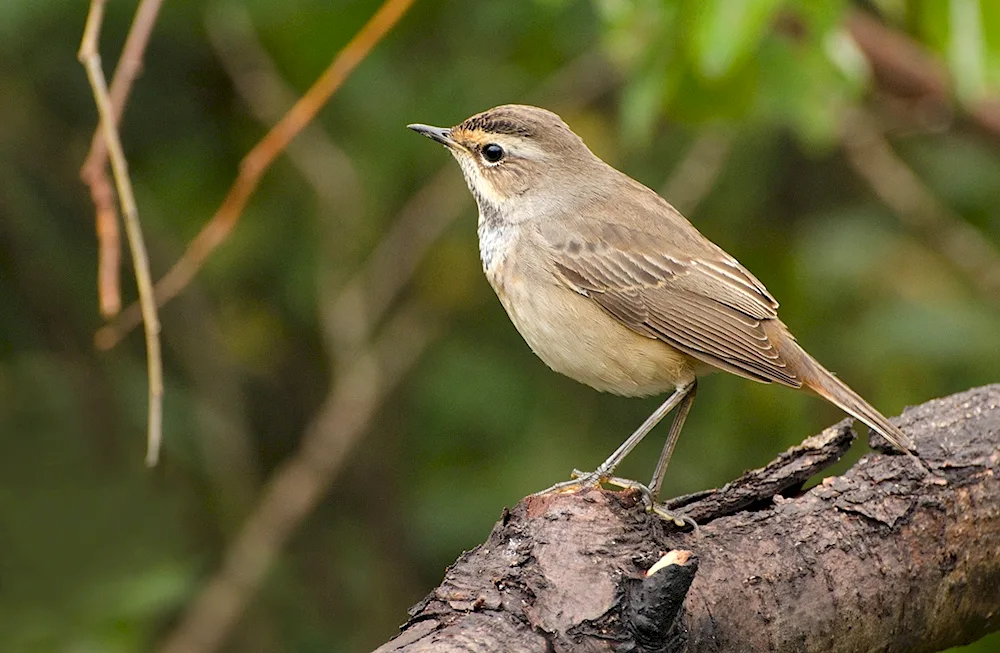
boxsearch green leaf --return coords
[666,62,758,123]
[753,34,856,149]
[686,0,786,80]
[983,0,1000,89]
[947,0,988,100]
[916,0,950,54]
[620,60,672,144]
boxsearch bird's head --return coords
[408,104,598,214]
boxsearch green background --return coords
[1,0,998,651]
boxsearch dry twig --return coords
[95,0,417,351]
[204,4,362,218]
[78,0,164,466]
[79,0,166,317]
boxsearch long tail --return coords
[769,324,916,454]
[801,356,915,453]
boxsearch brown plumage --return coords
[537,198,914,454]
[409,104,920,509]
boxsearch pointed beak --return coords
[407,123,457,148]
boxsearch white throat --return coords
[456,160,518,275]
[477,210,516,274]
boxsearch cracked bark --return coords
[373,385,1000,653]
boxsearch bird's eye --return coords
[482,143,505,163]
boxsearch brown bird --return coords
[409,104,920,510]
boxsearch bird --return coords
[408,104,922,514]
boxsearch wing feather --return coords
[546,223,800,387]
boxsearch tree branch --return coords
[373,385,1000,652]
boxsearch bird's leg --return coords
[648,380,697,501]
[534,382,695,496]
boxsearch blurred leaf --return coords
[594,0,671,67]
[983,0,1000,89]
[823,27,870,88]
[686,0,786,80]
[663,62,758,124]
[754,35,852,148]
[598,0,681,142]
[947,0,988,100]
[870,0,908,22]
[919,0,999,99]
[916,0,950,54]
[620,48,674,144]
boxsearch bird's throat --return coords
[475,196,515,276]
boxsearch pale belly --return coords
[489,263,697,398]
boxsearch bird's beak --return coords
[407,123,457,148]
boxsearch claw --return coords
[534,472,697,532]
[649,504,700,532]
[602,474,655,504]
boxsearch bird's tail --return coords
[766,322,916,454]
[796,349,915,454]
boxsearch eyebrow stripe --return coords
[459,115,533,137]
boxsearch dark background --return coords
[1,0,998,651]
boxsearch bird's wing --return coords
[540,220,802,387]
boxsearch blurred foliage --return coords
[0,0,998,651]
[599,0,868,146]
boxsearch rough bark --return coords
[373,385,1000,653]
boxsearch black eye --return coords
[482,143,505,163]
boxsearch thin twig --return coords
[204,3,362,218]
[78,0,164,465]
[156,301,439,653]
[93,178,121,317]
[843,108,1000,306]
[95,0,416,351]
[80,0,166,317]
[82,0,167,170]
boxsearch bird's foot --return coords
[599,472,655,502]
[601,474,698,531]
[534,470,697,531]
[531,468,606,497]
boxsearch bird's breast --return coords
[485,241,696,397]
